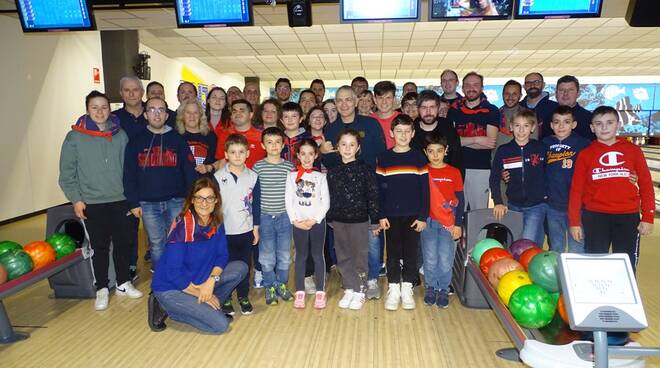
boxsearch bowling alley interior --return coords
[1,0,660,367]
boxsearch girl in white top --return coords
[285,138,330,309]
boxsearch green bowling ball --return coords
[528,251,560,293]
[509,284,557,329]
[0,241,22,256]
[471,238,504,265]
[0,249,34,280]
[45,233,77,259]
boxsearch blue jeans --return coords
[140,197,184,267]
[547,206,584,253]
[509,202,547,248]
[367,223,383,280]
[421,218,456,290]
[154,261,247,334]
[258,213,292,288]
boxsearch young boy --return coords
[376,114,429,311]
[252,127,295,305]
[490,110,547,248]
[214,134,261,315]
[543,105,590,253]
[421,132,464,309]
[568,106,654,273]
[280,102,311,165]
[370,81,400,149]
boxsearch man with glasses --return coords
[146,81,177,129]
[440,69,462,109]
[520,72,558,139]
[215,99,266,169]
[123,97,196,269]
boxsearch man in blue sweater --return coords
[554,75,595,141]
[520,72,558,141]
[113,76,147,140]
[124,97,197,269]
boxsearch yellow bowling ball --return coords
[497,270,532,306]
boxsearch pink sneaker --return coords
[294,291,306,309]
[314,291,327,309]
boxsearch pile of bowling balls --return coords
[473,237,562,329]
[0,233,76,284]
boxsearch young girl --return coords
[307,106,328,146]
[322,99,338,124]
[285,139,330,309]
[326,129,379,311]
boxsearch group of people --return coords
[58,70,655,335]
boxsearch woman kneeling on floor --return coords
[148,177,248,334]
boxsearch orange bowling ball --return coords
[479,248,513,275]
[558,294,570,324]
[23,241,56,270]
[488,258,524,289]
[0,264,7,284]
[519,247,544,271]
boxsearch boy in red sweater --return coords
[568,106,655,272]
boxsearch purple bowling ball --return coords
[509,239,538,260]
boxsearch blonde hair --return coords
[176,100,209,135]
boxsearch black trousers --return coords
[385,215,420,284]
[85,200,137,290]
[293,221,326,292]
[227,231,255,298]
[582,209,641,273]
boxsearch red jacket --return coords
[568,139,655,226]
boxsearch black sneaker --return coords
[129,267,138,282]
[448,284,455,295]
[144,249,151,262]
[224,313,234,323]
[148,292,167,332]
[239,297,254,315]
[222,300,235,316]
[412,275,421,288]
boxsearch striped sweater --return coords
[376,149,430,221]
[253,158,295,215]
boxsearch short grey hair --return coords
[336,85,355,98]
[119,76,144,91]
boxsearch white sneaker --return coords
[401,282,415,310]
[304,276,317,295]
[338,289,354,309]
[116,281,143,299]
[95,288,109,311]
[366,279,380,300]
[253,270,264,289]
[349,292,366,310]
[385,283,401,311]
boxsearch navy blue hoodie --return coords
[520,92,558,141]
[490,139,546,207]
[542,133,590,211]
[323,114,386,170]
[124,126,197,208]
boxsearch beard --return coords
[526,88,541,99]
[421,115,436,125]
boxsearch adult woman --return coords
[149,177,248,334]
[205,87,231,133]
[306,106,329,145]
[254,97,282,130]
[322,99,338,124]
[357,90,375,116]
[177,99,217,177]
[59,90,142,311]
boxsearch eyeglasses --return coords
[193,195,217,204]
[524,80,543,86]
[147,107,167,114]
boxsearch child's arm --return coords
[489,147,507,220]
[412,160,429,232]
[453,191,465,240]
[568,151,589,241]
[635,149,655,235]
[375,159,389,230]
[252,179,261,245]
[315,174,331,224]
[365,169,381,234]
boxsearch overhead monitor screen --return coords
[15,0,94,32]
[430,0,513,20]
[341,0,421,23]
[175,0,253,27]
[516,0,603,19]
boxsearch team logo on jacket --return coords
[599,151,624,167]
[592,151,629,180]
[529,153,542,167]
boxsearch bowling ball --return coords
[557,294,569,324]
[471,238,504,265]
[497,270,532,306]
[0,264,7,284]
[46,233,76,259]
[0,241,22,256]
[509,239,538,260]
[0,249,33,280]
[528,251,560,292]
[23,241,56,270]
[519,247,543,271]
[509,284,556,329]
[479,248,513,275]
[488,258,524,288]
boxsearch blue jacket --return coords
[112,107,147,140]
[521,93,558,141]
[323,114,386,170]
[123,126,197,208]
[542,133,590,211]
[490,139,546,207]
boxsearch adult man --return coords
[243,82,261,112]
[146,81,176,128]
[370,81,400,149]
[499,80,534,148]
[215,99,266,168]
[448,72,499,211]
[310,79,326,104]
[113,76,147,140]
[177,81,197,105]
[402,81,417,95]
[321,85,386,300]
[298,89,317,116]
[412,90,463,178]
[520,72,557,140]
[124,97,196,268]
[554,75,595,140]
[440,69,462,108]
[227,86,244,105]
[275,78,292,103]
[351,76,369,96]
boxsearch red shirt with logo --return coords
[215,125,266,169]
[568,139,655,225]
